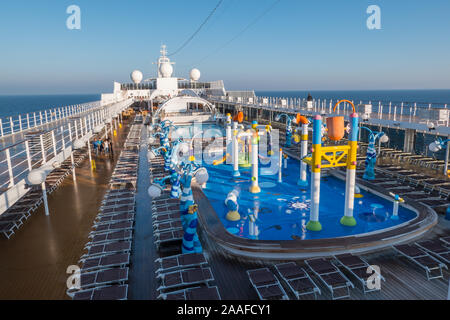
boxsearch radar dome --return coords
[160,63,173,78]
[131,70,143,84]
[190,68,201,81]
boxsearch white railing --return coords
[210,95,450,131]
[0,98,133,215]
[0,101,103,138]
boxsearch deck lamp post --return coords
[27,161,61,216]
[360,126,387,180]
[429,138,450,176]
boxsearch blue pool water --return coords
[201,157,417,241]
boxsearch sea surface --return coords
[0,94,100,119]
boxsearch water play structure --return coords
[302,100,359,230]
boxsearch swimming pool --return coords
[201,157,417,241]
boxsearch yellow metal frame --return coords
[303,145,350,168]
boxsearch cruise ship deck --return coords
[0,47,449,301]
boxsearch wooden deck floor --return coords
[0,121,131,299]
[197,217,449,300]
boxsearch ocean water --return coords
[0,94,100,119]
[255,90,450,108]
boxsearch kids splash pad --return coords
[201,157,417,241]
[188,113,436,258]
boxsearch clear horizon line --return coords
[2,88,450,96]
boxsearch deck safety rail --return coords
[0,99,134,215]
[208,95,450,129]
[0,101,105,138]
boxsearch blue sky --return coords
[0,0,449,94]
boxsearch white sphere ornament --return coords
[131,70,143,84]
[380,134,389,143]
[28,169,47,185]
[195,167,209,185]
[160,63,173,78]
[190,68,201,81]
[429,141,442,153]
[148,184,163,198]
[148,136,155,145]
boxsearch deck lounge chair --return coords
[154,220,183,233]
[334,254,385,293]
[83,240,132,258]
[157,267,214,292]
[274,262,321,299]
[155,252,208,274]
[158,286,221,300]
[393,244,446,280]
[247,268,288,300]
[155,229,184,248]
[0,221,17,239]
[67,267,129,296]
[72,285,128,300]
[305,258,355,300]
[80,252,130,272]
[90,221,133,235]
[87,230,133,246]
[153,212,180,224]
[95,212,135,225]
[415,240,450,265]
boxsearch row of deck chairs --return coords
[68,122,143,300]
[380,148,447,172]
[147,141,221,300]
[393,238,449,280]
[0,147,88,239]
[109,126,141,190]
[369,165,450,212]
[247,254,385,300]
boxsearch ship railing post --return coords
[39,111,43,125]
[25,140,32,171]
[40,134,46,164]
[51,130,57,157]
[5,148,15,187]
[45,110,48,124]
[27,113,30,129]
[18,115,22,132]
[10,117,14,134]
[0,119,3,136]
[61,126,66,150]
